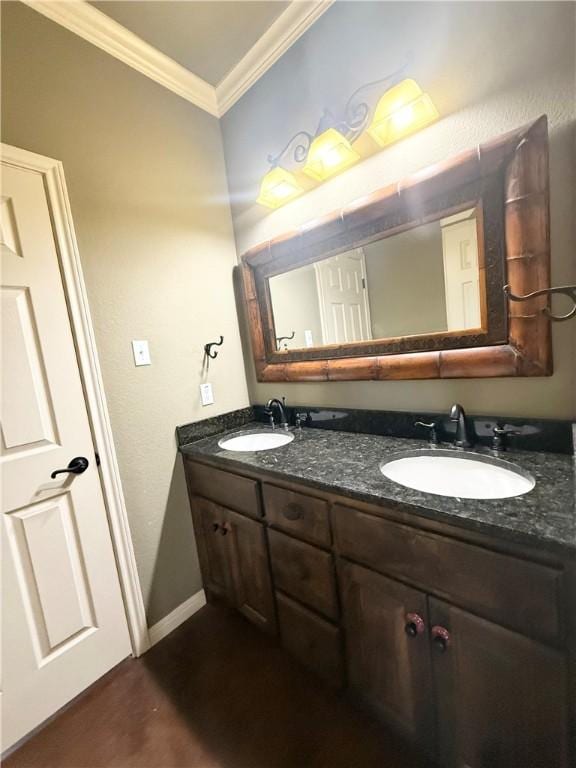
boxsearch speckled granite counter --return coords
[180,423,576,556]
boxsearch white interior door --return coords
[315,249,372,344]
[1,159,131,751]
[441,210,481,330]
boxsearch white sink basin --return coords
[218,430,294,452]
[380,450,535,500]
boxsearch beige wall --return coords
[1,2,249,625]
[223,1,576,420]
[269,264,324,349]
[364,223,448,339]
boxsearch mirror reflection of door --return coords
[314,250,372,345]
[441,209,481,330]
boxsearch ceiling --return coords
[90,1,290,86]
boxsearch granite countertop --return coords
[180,422,576,556]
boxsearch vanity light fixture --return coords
[367,78,439,147]
[257,59,439,209]
[302,127,360,181]
[256,166,304,209]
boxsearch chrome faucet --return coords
[449,403,473,449]
[265,397,289,431]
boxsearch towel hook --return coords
[204,336,224,359]
[276,331,295,350]
[504,284,576,322]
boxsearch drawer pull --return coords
[283,502,304,521]
[404,612,425,637]
[431,625,451,652]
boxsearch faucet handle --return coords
[415,421,439,445]
[492,424,517,451]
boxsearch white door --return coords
[314,249,372,344]
[1,159,131,751]
[441,209,481,330]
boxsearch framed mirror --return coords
[241,116,551,382]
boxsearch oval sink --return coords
[218,430,294,452]
[380,449,535,500]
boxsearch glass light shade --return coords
[302,128,360,181]
[257,166,304,209]
[367,79,439,147]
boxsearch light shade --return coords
[302,128,360,181]
[256,166,304,209]
[367,79,439,147]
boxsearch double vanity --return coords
[180,407,575,768]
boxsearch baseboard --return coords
[148,589,206,647]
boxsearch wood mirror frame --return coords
[240,115,551,383]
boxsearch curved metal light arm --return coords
[268,131,314,169]
[265,55,413,169]
[504,284,576,322]
[339,57,412,140]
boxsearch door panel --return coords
[339,561,435,752]
[196,498,234,602]
[228,509,276,633]
[429,598,569,768]
[315,249,372,344]
[1,159,130,750]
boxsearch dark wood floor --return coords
[6,604,431,768]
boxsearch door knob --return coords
[404,612,425,637]
[431,625,451,652]
[50,456,89,479]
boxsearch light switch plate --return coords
[200,382,214,406]
[304,329,314,347]
[132,340,151,366]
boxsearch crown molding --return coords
[21,0,220,116]
[21,0,333,118]
[216,0,334,115]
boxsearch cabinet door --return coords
[339,561,435,752]
[195,498,235,602]
[227,509,276,634]
[429,598,569,768]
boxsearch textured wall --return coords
[1,2,249,626]
[364,223,448,339]
[222,1,576,419]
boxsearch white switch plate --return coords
[132,340,151,366]
[304,329,314,347]
[200,382,214,406]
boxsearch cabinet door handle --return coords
[431,625,451,652]
[212,523,220,533]
[282,502,303,521]
[218,522,230,536]
[404,612,425,637]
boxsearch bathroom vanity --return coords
[181,424,575,768]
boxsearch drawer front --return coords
[333,504,562,645]
[269,529,338,620]
[263,484,330,547]
[276,592,343,687]
[185,459,260,518]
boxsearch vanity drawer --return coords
[263,484,330,547]
[276,592,343,687]
[184,459,261,518]
[332,504,562,645]
[269,529,338,620]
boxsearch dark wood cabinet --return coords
[190,493,275,634]
[196,497,235,602]
[339,561,435,753]
[183,457,574,766]
[276,591,343,687]
[227,508,276,634]
[429,598,569,768]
